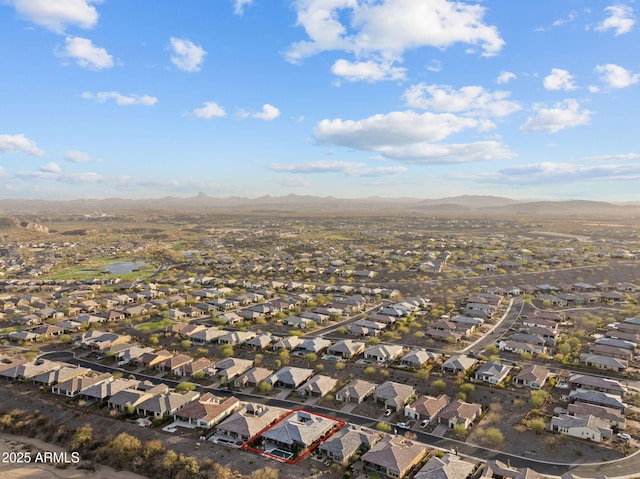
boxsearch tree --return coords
[529,390,549,408]
[431,379,447,394]
[149,335,159,345]
[459,383,475,397]
[364,366,376,376]
[484,344,499,356]
[142,439,166,459]
[485,427,504,445]
[258,381,273,394]
[102,433,141,461]
[70,424,93,450]
[278,350,290,365]
[175,381,196,393]
[376,422,392,433]
[528,418,546,434]
[220,344,234,358]
[304,352,317,366]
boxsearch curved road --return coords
[39,350,640,478]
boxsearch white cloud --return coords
[276,176,311,187]
[169,37,206,72]
[596,5,635,35]
[543,68,576,91]
[374,141,516,164]
[495,161,640,184]
[64,150,101,163]
[331,58,406,82]
[0,133,45,156]
[312,110,514,164]
[240,104,281,121]
[426,60,442,73]
[496,71,516,84]
[404,84,521,118]
[192,101,226,119]
[520,99,593,133]
[268,160,407,177]
[595,63,640,88]
[57,36,113,70]
[269,160,363,174]
[8,0,101,33]
[0,166,8,179]
[233,0,253,16]
[583,152,640,162]
[315,110,484,149]
[40,162,61,173]
[81,91,158,106]
[286,0,504,80]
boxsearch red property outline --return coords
[241,409,346,465]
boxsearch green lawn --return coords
[136,318,175,331]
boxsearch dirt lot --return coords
[0,432,147,479]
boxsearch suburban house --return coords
[481,460,540,479]
[335,380,378,404]
[0,359,61,381]
[51,372,112,397]
[567,403,626,430]
[266,366,314,389]
[135,349,173,369]
[373,381,416,411]
[513,365,551,389]
[438,399,483,429]
[550,414,612,443]
[233,367,273,389]
[216,403,288,444]
[399,349,440,369]
[108,382,169,412]
[361,435,428,479]
[31,365,90,387]
[327,340,366,359]
[217,331,257,346]
[258,410,342,453]
[296,374,338,398]
[213,357,254,382]
[568,374,625,397]
[175,357,213,377]
[293,337,333,355]
[404,394,450,422]
[414,453,475,479]
[173,393,240,428]
[569,390,626,412]
[363,344,405,363]
[318,425,381,465]
[272,336,305,351]
[473,361,513,385]
[441,355,478,375]
[156,354,193,374]
[136,390,201,418]
[579,353,628,373]
[81,377,138,402]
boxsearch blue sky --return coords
[1,0,639,201]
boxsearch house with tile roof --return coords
[336,379,378,404]
[174,393,240,428]
[361,435,428,479]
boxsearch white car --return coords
[617,433,632,441]
[420,419,430,428]
[396,422,410,430]
[384,409,393,417]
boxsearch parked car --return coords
[420,419,430,428]
[617,433,632,441]
[384,409,393,417]
[396,422,410,429]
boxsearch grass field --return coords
[136,318,175,331]
[50,258,156,281]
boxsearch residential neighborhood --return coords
[1,211,640,479]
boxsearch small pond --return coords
[104,261,148,274]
